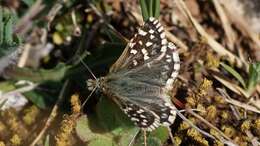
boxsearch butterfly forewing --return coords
[110,17,168,72]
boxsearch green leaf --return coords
[4,63,71,83]
[140,0,160,21]
[88,136,114,146]
[140,0,149,21]
[247,62,260,94]
[75,115,105,142]
[21,0,36,7]
[76,97,139,146]
[44,135,50,146]
[150,126,169,142]
[96,96,136,134]
[220,62,246,88]
[134,134,162,146]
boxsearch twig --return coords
[245,130,260,146]
[46,1,63,30]
[212,0,236,51]
[176,110,216,140]
[29,80,69,146]
[14,0,45,36]
[186,109,237,146]
[225,98,260,114]
[216,88,241,120]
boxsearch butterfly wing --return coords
[109,17,168,72]
[104,17,180,131]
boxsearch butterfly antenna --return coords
[81,85,97,108]
[78,55,97,80]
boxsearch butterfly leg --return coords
[143,129,147,146]
[167,126,175,145]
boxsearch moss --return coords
[173,136,182,146]
[55,94,81,146]
[10,134,21,146]
[198,78,213,97]
[187,128,209,146]
[23,105,39,125]
[0,141,5,146]
[206,52,220,69]
[205,105,217,121]
[221,125,235,138]
[241,120,251,133]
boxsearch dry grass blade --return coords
[212,72,249,97]
[186,109,237,146]
[219,0,260,49]
[212,0,236,51]
[174,0,245,68]
[29,80,69,146]
[14,0,45,36]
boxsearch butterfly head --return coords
[87,77,107,91]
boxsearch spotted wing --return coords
[109,17,168,72]
[105,42,180,131]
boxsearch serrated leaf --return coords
[220,62,246,88]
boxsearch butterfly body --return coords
[87,17,180,131]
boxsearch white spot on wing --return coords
[174,63,180,71]
[160,32,165,38]
[161,46,167,52]
[146,42,153,47]
[138,29,147,36]
[165,78,174,90]
[149,29,154,34]
[130,49,137,54]
[162,39,167,45]
[173,52,180,62]
[156,23,161,28]
[129,42,135,48]
[153,19,159,25]
[158,26,163,32]
[149,17,155,22]
[144,55,150,60]
[150,35,155,39]
[171,71,179,79]
[133,60,138,66]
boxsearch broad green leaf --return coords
[75,115,106,142]
[134,134,162,146]
[220,62,246,88]
[96,96,136,135]
[150,126,169,142]
[88,136,114,146]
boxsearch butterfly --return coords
[87,17,180,131]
